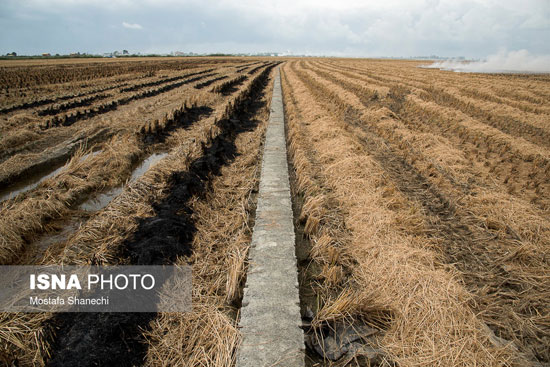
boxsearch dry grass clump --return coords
[0,152,43,179]
[456,191,550,361]
[0,195,68,264]
[0,312,53,366]
[0,127,40,151]
[144,305,239,367]
[282,63,522,366]
[284,69,354,272]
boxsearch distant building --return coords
[173,51,200,56]
[6,52,16,57]
[123,50,129,55]
[42,53,51,57]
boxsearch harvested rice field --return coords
[0,57,549,367]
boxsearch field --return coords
[0,57,549,366]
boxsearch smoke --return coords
[424,50,550,73]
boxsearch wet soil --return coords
[79,153,168,212]
[0,127,111,189]
[6,104,213,264]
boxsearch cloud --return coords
[1,0,549,56]
[424,49,550,73]
[122,21,142,30]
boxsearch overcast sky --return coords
[0,0,548,58]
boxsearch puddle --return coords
[79,187,123,212]
[127,152,167,183]
[0,164,66,203]
[0,150,102,204]
[27,218,84,264]
[79,152,167,211]
[20,152,166,263]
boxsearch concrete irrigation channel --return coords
[237,69,305,366]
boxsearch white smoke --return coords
[424,50,550,73]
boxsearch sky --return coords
[0,0,549,59]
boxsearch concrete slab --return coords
[236,68,304,367]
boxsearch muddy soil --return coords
[0,127,111,189]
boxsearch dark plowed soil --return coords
[42,72,217,130]
[141,106,213,145]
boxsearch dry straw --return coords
[281,61,527,366]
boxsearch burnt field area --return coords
[0,56,278,366]
[1,57,549,367]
